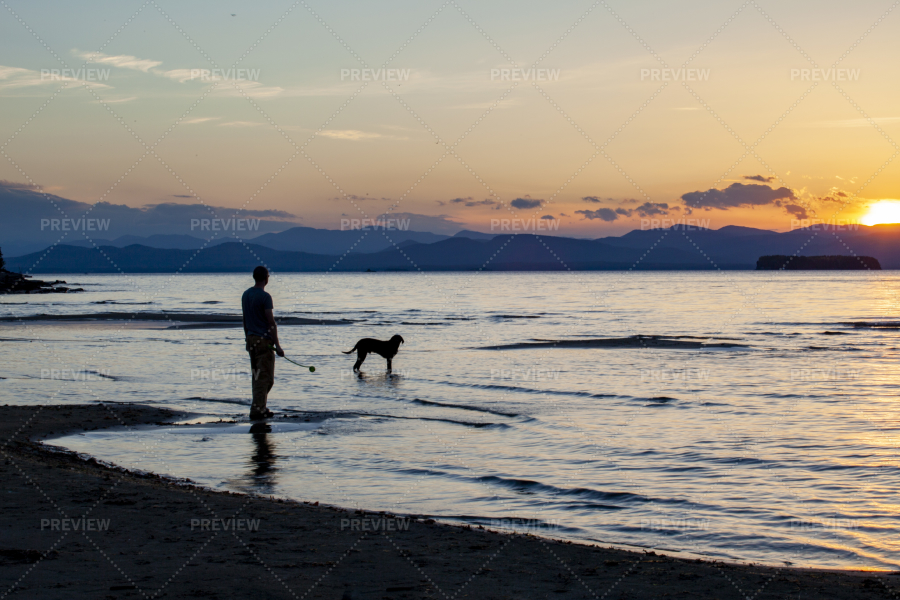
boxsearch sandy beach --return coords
[1,404,896,599]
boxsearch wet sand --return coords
[0,404,895,599]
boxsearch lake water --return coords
[2,271,899,570]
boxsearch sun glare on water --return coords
[861,200,900,226]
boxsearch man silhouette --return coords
[241,266,285,420]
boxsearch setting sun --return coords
[861,200,900,226]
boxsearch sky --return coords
[1,0,899,241]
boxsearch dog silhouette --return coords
[343,335,404,372]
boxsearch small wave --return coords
[744,332,800,336]
[476,475,654,506]
[92,301,153,305]
[771,321,900,330]
[805,463,869,472]
[28,370,122,382]
[555,503,628,511]
[161,421,317,435]
[356,411,507,429]
[429,379,612,401]
[411,398,519,417]
[82,369,119,381]
[804,346,864,352]
[479,335,749,350]
[842,321,900,329]
[488,315,541,319]
[184,396,251,406]
[444,515,587,531]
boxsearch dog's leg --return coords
[386,357,392,373]
[353,352,367,372]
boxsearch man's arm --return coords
[265,309,284,356]
[241,294,247,338]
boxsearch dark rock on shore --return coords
[0,269,84,294]
[756,255,881,270]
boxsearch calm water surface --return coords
[2,271,899,570]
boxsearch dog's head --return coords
[390,335,405,346]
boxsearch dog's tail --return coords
[342,342,358,355]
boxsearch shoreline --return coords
[0,312,354,332]
[0,312,354,328]
[1,404,896,599]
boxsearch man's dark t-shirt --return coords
[242,287,274,339]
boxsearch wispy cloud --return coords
[0,65,111,91]
[318,130,383,141]
[156,68,197,83]
[75,51,284,98]
[218,120,264,127]
[0,66,48,89]
[213,80,284,98]
[73,50,161,72]
[437,196,501,209]
[183,117,219,125]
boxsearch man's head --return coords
[252,266,269,286]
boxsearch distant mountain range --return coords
[15,227,500,255]
[6,224,900,273]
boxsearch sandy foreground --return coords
[0,404,896,599]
